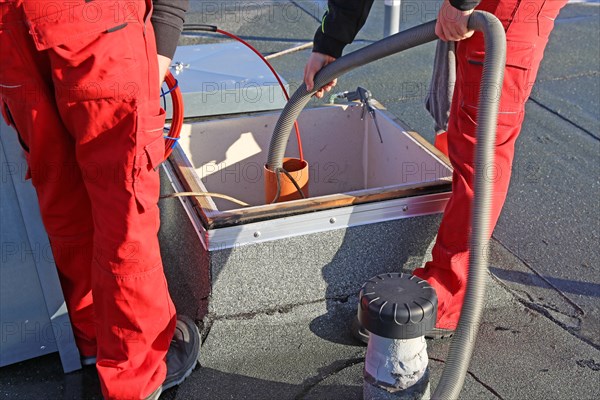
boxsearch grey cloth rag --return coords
[425,40,456,134]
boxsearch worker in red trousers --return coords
[0,1,199,398]
[304,0,567,337]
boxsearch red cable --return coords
[163,71,183,159]
[215,29,304,162]
[164,27,305,162]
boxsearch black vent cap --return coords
[357,273,437,339]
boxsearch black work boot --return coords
[145,316,201,400]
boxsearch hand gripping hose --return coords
[266,12,506,400]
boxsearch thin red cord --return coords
[216,29,304,162]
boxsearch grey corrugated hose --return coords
[267,11,506,400]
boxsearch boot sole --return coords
[144,316,201,400]
[164,316,201,389]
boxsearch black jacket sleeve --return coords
[450,0,481,11]
[313,0,374,58]
[151,0,189,59]
[313,0,481,58]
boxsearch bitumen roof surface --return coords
[1,1,599,399]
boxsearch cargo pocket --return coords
[132,109,166,212]
[24,1,142,51]
[502,40,535,110]
[464,40,534,111]
[457,89,524,151]
[24,1,141,101]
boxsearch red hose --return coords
[163,70,183,160]
[164,27,305,162]
[215,29,304,161]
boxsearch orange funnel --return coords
[264,158,309,203]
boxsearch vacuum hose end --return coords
[431,11,506,400]
[267,11,506,400]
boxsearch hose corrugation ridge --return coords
[431,12,506,400]
[267,20,437,169]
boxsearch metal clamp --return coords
[331,87,384,143]
[171,61,190,75]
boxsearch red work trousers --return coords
[0,1,176,398]
[413,0,567,329]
